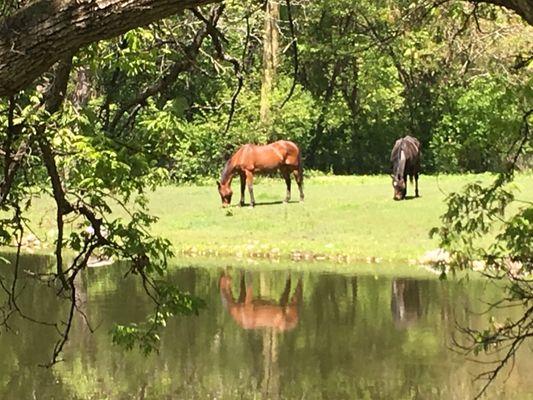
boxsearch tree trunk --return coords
[259,0,280,130]
[472,0,533,25]
[0,0,218,97]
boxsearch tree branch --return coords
[280,0,299,109]
[108,5,224,134]
[470,0,533,25]
[191,5,243,135]
[0,0,220,96]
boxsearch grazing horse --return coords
[390,135,421,200]
[219,272,302,332]
[217,140,304,207]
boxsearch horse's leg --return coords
[238,272,246,303]
[245,170,255,207]
[244,279,253,304]
[239,172,246,206]
[282,168,291,203]
[290,277,303,305]
[293,169,304,202]
[279,276,291,306]
[415,173,419,197]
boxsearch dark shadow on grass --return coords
[403,195,421,201]
[241,200,300,207]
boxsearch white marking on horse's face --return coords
[400,150,406,161]
[392,176,406,200]
[393,178,405,189]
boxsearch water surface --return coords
[0,255,531,399]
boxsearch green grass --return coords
[149,173,532,262]
[18,173,533,263]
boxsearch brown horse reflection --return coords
[390,279,422,329]
[219,272,303,332]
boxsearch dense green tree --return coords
[431,112,531,398]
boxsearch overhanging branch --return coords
[108,5,224,134]
[0,0,220,97]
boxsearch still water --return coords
[0,254,532,399]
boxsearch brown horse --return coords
[217,140,304,207]
[390,135,421,200]
[219,272,302,332]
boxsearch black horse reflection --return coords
[219,272,303,332]
[391,278,423,329]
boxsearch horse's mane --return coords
[220,158,233,183]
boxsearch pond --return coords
[0,254,531,399]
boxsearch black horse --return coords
[390,136,421,200]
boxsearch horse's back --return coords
[272,140,300,153]
[391,136,421,178]
[234,140,301,171]
[270,140,301,167]
[391,136,420,162]
[403,136,421,158]
[403,136,421,167]
[391,139,403,162]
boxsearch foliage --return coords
[430,172,516,263]
[111,281,204,355]
[431,75,531,172]
[431,110,532,398]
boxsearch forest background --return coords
[5,0,525,183]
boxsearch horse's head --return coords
[217,181,233,207]
[391,175,406,200]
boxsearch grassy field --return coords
[22,173,533,263]
[150,173,533,262]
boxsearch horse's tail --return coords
[297,146,304,185]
